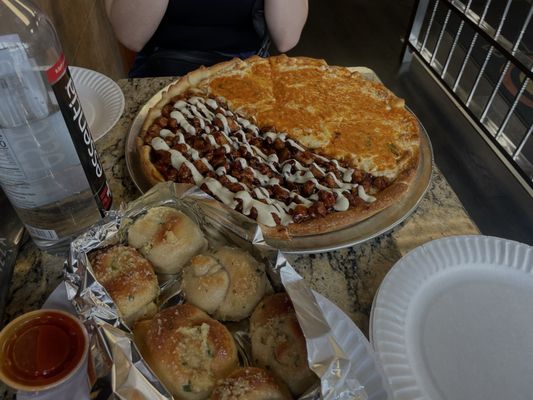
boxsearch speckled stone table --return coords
[1,77,479,398]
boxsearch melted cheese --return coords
[205,56,420,179]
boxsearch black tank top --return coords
[145,0,263,53]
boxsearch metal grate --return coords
[403,0,533,195]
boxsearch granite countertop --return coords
[1,76,479,397]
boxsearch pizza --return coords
[137,55,420,238]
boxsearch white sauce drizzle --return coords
[343,168,354,182]
[169,150,203,183]
[206,99,218,110]
[150,96,378,226]
[151,137,169,151]
[205,135,217,146]
[216,113,230,133]
[175,132,186,144]
[358,186,376,202]
[159,129,174,138]
[189,148,200,160]
[204,178,237,208]
[170,110,196,135]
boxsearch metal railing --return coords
[403,0,533,195]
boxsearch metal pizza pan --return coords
[125,67,433,254]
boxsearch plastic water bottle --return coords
[0,0,112,254]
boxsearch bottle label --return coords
[47,53,66,84]
[25,225,59,241]
[47,55,112,213]
[0,111,94,209]
[0,35,88,210]
[0,36,112,216]
[0,34,50,127]
[0,131,25,183]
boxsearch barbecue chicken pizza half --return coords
[137,55,420,238]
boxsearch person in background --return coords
[105,0,308,77]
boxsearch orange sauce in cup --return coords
[0,310,87,390]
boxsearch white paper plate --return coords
[70,66,125,141]
[370,235,533,400]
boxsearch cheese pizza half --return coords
[137,56,420,238]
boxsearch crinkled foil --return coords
[66,182,369,400]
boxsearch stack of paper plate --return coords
[371,236,533,400]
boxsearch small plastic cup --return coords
[0,309,90,400]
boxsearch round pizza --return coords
[137,55,420,238]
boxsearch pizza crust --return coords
[137,138,166,187]
[137,56,421,238]
[273,161,418,238]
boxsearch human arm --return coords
[104,0,168,52]
[264,0,308,53]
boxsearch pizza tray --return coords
[125,67,433,254]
